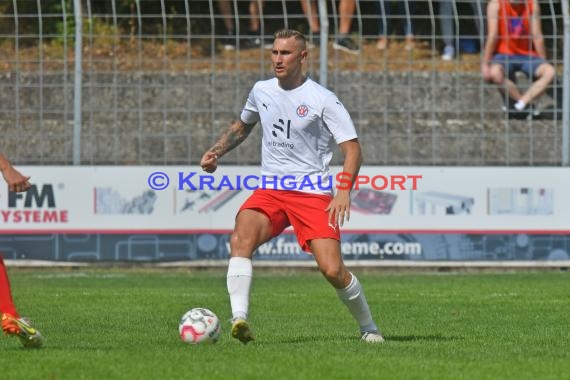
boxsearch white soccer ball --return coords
[178,308,221,344]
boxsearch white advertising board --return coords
[0,166,566,233]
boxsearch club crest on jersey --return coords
[296,104,309,118]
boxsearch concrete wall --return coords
[0,71,562,165]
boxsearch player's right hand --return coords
[200,151,218,173]
[2,167,31,193]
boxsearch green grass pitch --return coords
[0,269,569,380]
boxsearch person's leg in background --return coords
[216,0,237,50]
[375,0,392,50]
[333,0,359,54]
[300,0,321,46]
[401,0,415,50]
[338,0,355,36]
[247,0,272,48]
[470,0,485,51]
[439,0,455,60]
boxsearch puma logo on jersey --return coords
[262,103,269,110]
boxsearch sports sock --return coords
[0,256,19,317]
[227,257,252,321]
[336,272,378,333]
[514,100,526,111]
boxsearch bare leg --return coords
[311,238,351,288]
[216,0,235,34]
[338,0,356,34]
[310,238,380,337]
[249,0,265,33]
[300,0,320,33]
[489,64,523,103]
[519,63,556,106]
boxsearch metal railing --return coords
[0,0,566,166]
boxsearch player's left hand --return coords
[326,191,351,228]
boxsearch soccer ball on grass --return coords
[178,308,221,344]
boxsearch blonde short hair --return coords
[273,29,307,49]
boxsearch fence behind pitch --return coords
[0,0,567,166]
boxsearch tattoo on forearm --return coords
[210,121,254,157]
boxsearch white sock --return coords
[336,273,379,333]
[227,257,252,321]
[514,100,526,111]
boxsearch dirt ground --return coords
[0,37,485,74]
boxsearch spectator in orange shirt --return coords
[481,0,555,119]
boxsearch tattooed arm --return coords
[200,120,256,173]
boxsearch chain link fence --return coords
[0,0,567,166]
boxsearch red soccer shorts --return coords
[238,189,340,253]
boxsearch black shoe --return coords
[528,107,542,120]
[242,31,272,50]
[332,36,359,54]
[308,35,321,48]
[504,105,541,120]
[258,35,273,49]
[241,37,260,50]
[220,33,237,51]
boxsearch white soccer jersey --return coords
[240,77,358,195]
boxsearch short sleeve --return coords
[322,94,358,144]
[240,87,260,125]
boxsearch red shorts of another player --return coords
[238,189,340,253]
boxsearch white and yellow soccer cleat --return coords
[2,313,43,348]
[230,318,254,345]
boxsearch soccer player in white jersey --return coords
[200,29,384,344]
